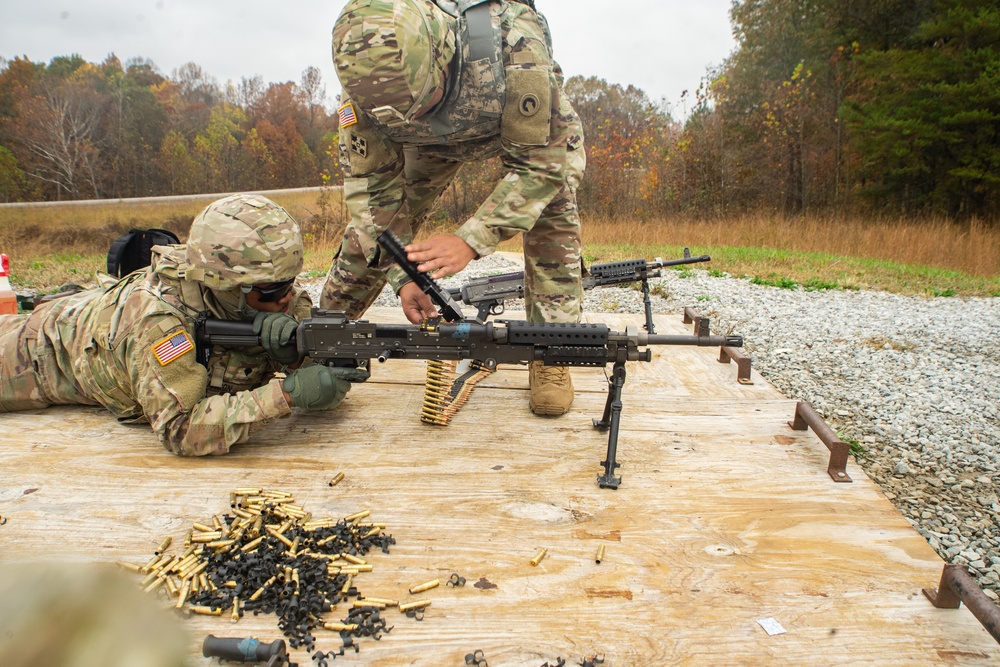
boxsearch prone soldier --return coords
[0,194,366,456]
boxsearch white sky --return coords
[0,0,736,119]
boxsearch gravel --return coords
[305,253,1000,599]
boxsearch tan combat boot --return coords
[528,361,574,415]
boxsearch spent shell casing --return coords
[241,536,265,552]
[353,600,385,609]
[361,597,398,607]
[530,548,548,566]
[329,472,345,487]
[408,579,440,594]
[324,622,359,632]
[596,545,606,564]
[189,605,222,616]
[175,578,191,609]
[398,600,432,613]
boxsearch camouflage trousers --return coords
[0,311,88,411]
[320,145,586,324]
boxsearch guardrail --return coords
[924,563,1000,644]
[0,186,337,208]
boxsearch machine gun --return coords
[446,250,711,333]
[196,233,742,490]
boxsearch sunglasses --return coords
[251,278,295,302]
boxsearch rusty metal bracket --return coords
[787,401,853,482]
[682,306,711,337]
[684,307,753,384]
[719,345,753,385]
[923,563,1000,645]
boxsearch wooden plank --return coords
[0,308,996,666]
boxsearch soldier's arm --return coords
[129,316,292,456]
[289,284,314,320]
[336,104,412,290]
[454,8,583,258]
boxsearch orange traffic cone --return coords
[0,253,18,315]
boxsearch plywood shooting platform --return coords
[1,307,997,666]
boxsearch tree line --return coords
[0,56,337,202]
[1,0,997,222]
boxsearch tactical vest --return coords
[369,0,550,145]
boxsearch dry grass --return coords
[1,192,998,297]
[576,213,1000,297]
[581,214,1000,277]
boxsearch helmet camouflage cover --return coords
[181,194,303,291]
[333,0,457,122]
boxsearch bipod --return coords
[594,360,627,489]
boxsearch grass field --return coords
[1,188,998,298]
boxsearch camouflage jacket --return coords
[337,0,585,290]
[23,251,311,456]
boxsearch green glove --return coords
[282,365,370,410]
[253,312,300,365]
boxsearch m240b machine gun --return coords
[196,232,742,490]
[447,250,711,333]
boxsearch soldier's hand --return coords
[282,365,370,410]
[253,312,300,365]
[405,234,477,280]
[399,282,438,324]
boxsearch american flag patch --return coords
[152,331,194,366]
[338,102,358,128]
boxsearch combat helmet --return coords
[180,194,303,292]
[333,0,457,125]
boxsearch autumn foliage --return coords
[1,0,998,224]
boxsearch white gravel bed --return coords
[305,253,1000,600]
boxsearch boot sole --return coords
[529,400,571,416]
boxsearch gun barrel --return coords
[652,254,711,268]
[642,333,743,347]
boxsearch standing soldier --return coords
[322,0,586,416]
[0,195,366,455]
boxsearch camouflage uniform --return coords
[321,0,586,324]
[0,195,310,456]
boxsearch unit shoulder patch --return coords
[152,330,194,366]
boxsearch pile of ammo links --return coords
[118,487,427,664]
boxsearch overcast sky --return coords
[0,0,736,119]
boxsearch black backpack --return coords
[107,228,180,278]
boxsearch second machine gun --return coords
[447,250,711,333]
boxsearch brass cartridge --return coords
[408,579,440,594]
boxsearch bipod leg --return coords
[641,278,656,333]
[594,361,627,489]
